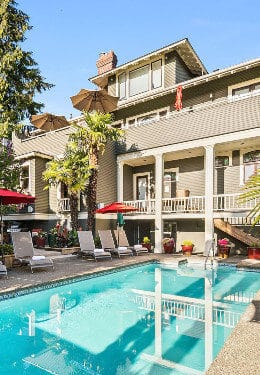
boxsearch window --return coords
[151,60,162,89]
[129,65,149,96]
[243,150,259,182]
[137,113,156,125]
[118,73,126,99]
[232,81,260,98]
[21,166,29,190]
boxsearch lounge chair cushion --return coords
[118,246,128,251]
[94,248,105,253]
[32,255,46,260]
[134,244,143,250]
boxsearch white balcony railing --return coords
[124,199,156,214]
[162,196,205,213]
[213,193,258,211]
[124,193,257,215]
[57,198,70,212]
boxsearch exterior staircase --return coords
[214,219,258,246]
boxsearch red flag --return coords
[174,85,183,111]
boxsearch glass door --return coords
[163,170,177,198]
[136,175,148,200]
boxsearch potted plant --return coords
[0,244,14,268]
[35,231,47,248]
[142,236,151,252]
[247,242,260,260]
[218,238,231,258]
[181,240,194,256]
[162,238,175,254]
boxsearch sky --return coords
[18,0,260,120]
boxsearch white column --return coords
[154,154,163,253]
[154,268,162,357]
[204,145,214,255]
[117,160,124,202]
[204,276,213,369]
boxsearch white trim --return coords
[133,172,151,200]
[228,77,260,97]
[240,148,260,185]
[125,106,170,129]
[20,161,31,194]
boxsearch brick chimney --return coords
[96,51,117,75]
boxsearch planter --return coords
[35,237,46,248]
[3,254,15,268]
[142,243,151,252]
[181,245,194,256]
[163,240,175,254]
[247,247,260,260]
[218,245,230,259]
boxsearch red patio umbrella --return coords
[0,189,35,244]
[96,202,138,244]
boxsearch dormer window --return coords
[117,59,163,100]
[129,65,149,97]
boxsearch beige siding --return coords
[97,141,117,204]
[13,126,72,157]
[119,96,260,152]
[49,186,58,213]
[164,52,176,88]
[123,164,133,200]
[175,54,193,83]
[34,157,49,213]
[165,157,205,196]
[108,74,116,96]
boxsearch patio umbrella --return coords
[70,89,119,113]
[31,113,69,132]
[96,202,138,244]
[0,189,35,245]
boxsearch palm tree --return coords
[43,145,92,230]
[239,169,260,226]
[70,111,124,231]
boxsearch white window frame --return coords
[228,78,260,102]
[21,161,31,194]
[125,106,170,128]
[133,172,151,201]
[117,56,164,101]
[240,149,260,185]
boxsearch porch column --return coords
[117,160,124,202]
[204,145,214,255]
[154,154,163,253]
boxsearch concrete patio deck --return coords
[0,250,259,375]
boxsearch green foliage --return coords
[0,139,21,189]
[0,243,14,255]
[94,235,101,248]
[182,240,194,246]
[0,0,53,135]
[67,229,79,247]
[70,111,124,230]
[239,170,260,226]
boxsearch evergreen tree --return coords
[0,0,53,136]
[0,138,20,189]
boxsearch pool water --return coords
[0,264,259,375]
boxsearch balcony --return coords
[123,193,257,215]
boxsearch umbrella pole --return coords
[0,199,3,245]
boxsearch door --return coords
[136,175,148,200]
[163,170,177,198]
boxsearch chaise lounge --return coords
[77,231,112,261]
[98,230,133,258]
[114,229,149,256]
[11,232,54,273]
[0,261,7,277]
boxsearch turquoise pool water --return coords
[0,264,259,375]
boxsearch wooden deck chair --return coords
[11,232,54,273]
[77,231,112,261]
[113,229,149,256]
[98,230,133,258]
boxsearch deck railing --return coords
[213,193,258,211]
[57,198,70,212]
[162,196,205,213]
[124,199,156,213]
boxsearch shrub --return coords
[0,244,14,255]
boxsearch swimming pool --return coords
[0,263,259,374]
